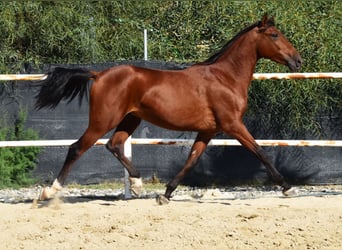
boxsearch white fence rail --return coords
[0,138,342,148]
[0,72,342,81]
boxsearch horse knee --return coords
[105,141,115,154]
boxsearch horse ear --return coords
[268,16,275,26]
[261,14,269,26]
[258,14,269,32]
[258,14,275,32]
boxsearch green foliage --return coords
[0,110,41,188]
[0,0,340,136]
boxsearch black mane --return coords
[197,21,262,65]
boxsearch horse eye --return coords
[271,33,279,39]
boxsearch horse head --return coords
[256,15,303,72]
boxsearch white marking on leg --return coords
[51,179,62,191]
[283,187,299,197]
[39,179,63,200]
[129,177,143,197]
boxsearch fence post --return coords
[144,29,148,61]
[123,136,133,199]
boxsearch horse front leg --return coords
[157,132,214,205]
[226,122,295,196]
[106,114,143,196]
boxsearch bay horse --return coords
[36,15,302,204]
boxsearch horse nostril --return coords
[296,57,303,68]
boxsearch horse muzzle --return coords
[287,54,303,72]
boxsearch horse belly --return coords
[136,104,217,132]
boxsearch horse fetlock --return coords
[52,179,63,191]
[39,179,62,201]
[129,177,143,197]
[39,187,56,200]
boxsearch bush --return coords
[0,110,41,188]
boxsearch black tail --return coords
[35,67,96,110]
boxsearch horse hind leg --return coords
[39,124,112,201]
[157,132,214,205]
[105,114,143,196]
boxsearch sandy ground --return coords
[0,191,341,250]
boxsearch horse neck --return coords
[213,31,258,91]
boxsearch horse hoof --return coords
[156,195,170,205]
[283,187,298,197]
[129,177,143,197]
